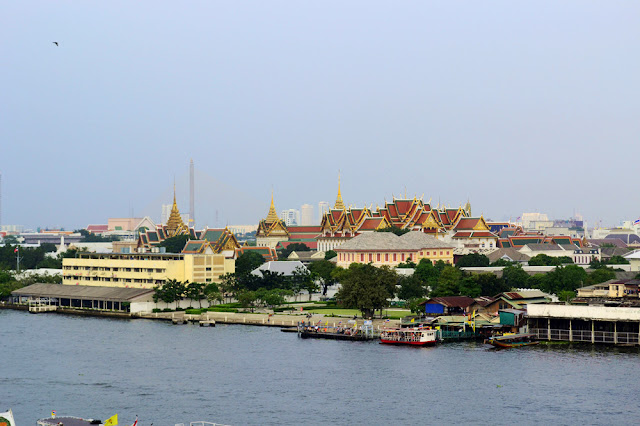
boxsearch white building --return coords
[300,204,314,226]
[280,209,300,226]
[318,201,330,223]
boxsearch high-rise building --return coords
[318,201,330,223]
[300,204,314,226]
[280,209,300,227]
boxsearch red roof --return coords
[454,217,481,230]
[288,226,322,233]
[87,224,108,233]
[358,217,385,230]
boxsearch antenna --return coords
[190,159,195,228]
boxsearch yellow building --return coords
[62,252,235,289]
[334,231,454,268]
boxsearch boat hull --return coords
[380,339,436,346]
[488,340,540,348]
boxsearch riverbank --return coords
[1,303,401,329]
[136,310,401,329]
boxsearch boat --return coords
[485,333,539,348]
[380,327,438,346]
[37,416,104,425]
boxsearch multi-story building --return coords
[334,231,454,268]
[318,201,330,223]
[62,252,234,289]
[280,209,300,226]
[300,204,314,226]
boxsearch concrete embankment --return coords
[136,311,400,330]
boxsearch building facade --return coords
[334,231,454,268]
[62,252,235,289]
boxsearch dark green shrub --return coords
[152,308,161,313]
[186,309,203,315]
[207,307,238,313]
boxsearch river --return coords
[1,309,639,425]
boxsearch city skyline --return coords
[3,2,639,229]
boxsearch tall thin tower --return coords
[189,159,195,228]
[0,172,2,230]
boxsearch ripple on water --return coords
[3,310,640,425]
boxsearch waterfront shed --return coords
[421,296,475,315]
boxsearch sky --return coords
[2,1,639,230]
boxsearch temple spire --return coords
[166,185,187,237]
[334,174,345,210]
[265,190,279,223]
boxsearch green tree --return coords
[256,288,292,309]
[587,267,616,285]
[324,250,337,260]
[291,266,318,301]
[458,276,482,298]
[396,259,417,268]
[502,264,530,289]
[374,226,410,236]
[237,290,258,312]
[204,283,223,306]
[456,253,490,268]
[2,235,19,244]
[609,255,630,265]
[235,251,266,277]
[490,258,514,267]
[474,272,510,296]
[76,229,120,242]
[186,282,206,308]
[414,258,440,290]
[558,290,576,302]
[336,263,396,318]
[541,265,587,294]
[218,273,237,303]
[307,260,337,296]
[397,274,427,301]
[431,265,461,297]
[159,235,192,253]
[278,243,311,259]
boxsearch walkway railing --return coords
[531,328,639,345]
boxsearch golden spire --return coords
[166,185,187,237]
[265,190,279,222]
[334,174,345,210]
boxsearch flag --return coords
[410,318,415,323]
[104,414,118,426]
[52,410,56,418]
[13,247,18,253]
[635,218,640,225]
[0,409,16,426]
[131,416,138,426]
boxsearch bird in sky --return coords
[52,41,59,46]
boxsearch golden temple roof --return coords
[334,175,345,210]
[166,186,188,237]
[265,191,280,223]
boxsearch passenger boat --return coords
[37,416,104,425]
[485,333,539,348]
[380,327,438,346]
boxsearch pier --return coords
[527,304,640,346]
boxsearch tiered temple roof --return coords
[256,192,289,239]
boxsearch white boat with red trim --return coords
[380,327,438,346]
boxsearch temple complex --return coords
[255,192,290,249]
[254,179,498,254]
[137,191,240,256]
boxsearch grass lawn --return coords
[303,308,411,319]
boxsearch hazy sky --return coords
[2,1,639,230]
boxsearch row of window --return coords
[63,276,164,284]
[63,266,166,273]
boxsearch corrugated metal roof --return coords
[12,283,154,302]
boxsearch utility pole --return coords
[15,246,20,272]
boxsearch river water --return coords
[1,309,639,425]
